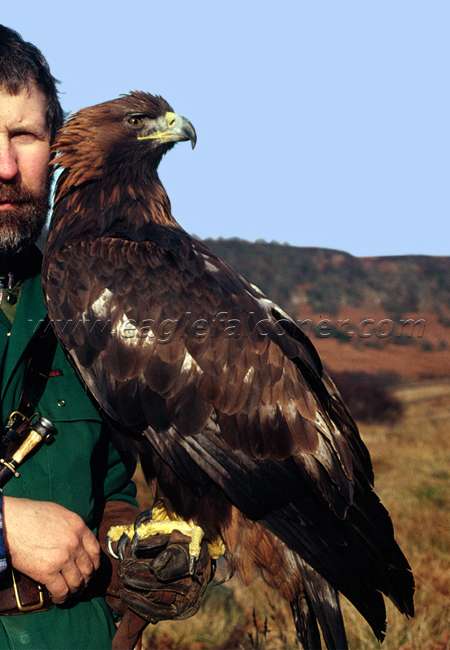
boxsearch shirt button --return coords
[57,399,66,407]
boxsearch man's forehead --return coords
[0,82,48,133]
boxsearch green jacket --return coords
[0,263,137,650]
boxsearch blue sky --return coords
[3,2,449,256]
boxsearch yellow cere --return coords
[137,111,178,142]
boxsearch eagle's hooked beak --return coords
[138,112,197,149]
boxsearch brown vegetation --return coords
[306,305,449,382]
[332,371,403,423]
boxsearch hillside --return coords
[202,239,450,381]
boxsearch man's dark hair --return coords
[0,25,63,141]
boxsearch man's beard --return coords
[0,177,50,255]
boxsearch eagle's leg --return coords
[107,501,225,572]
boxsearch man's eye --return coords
[126,115,145,128]
[12,132,37,143]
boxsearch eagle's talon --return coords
[118,532,130,560]
[133,508,153,531]
[189,554,197,575]
[107,536,120,560]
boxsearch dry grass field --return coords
[136,379,450,650]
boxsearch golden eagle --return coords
[42,92,414,649]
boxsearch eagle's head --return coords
[52,92,196,196]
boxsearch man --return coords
[0,25,210,650]
[0,23,141,650]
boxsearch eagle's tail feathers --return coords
[290,595,322,650]
[297,559,348,650]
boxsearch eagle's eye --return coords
[126,114,146,128]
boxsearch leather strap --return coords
[18,316,58,418]
[0,569,52,615]
[112,610,146,650]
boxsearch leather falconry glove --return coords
[99,501,220,650]
[117,526,213,622]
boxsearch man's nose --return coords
[0,143,18,181]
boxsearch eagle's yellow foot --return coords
[107,502,225,572]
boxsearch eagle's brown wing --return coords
[42,227,413,639]
[44,229,368,508]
